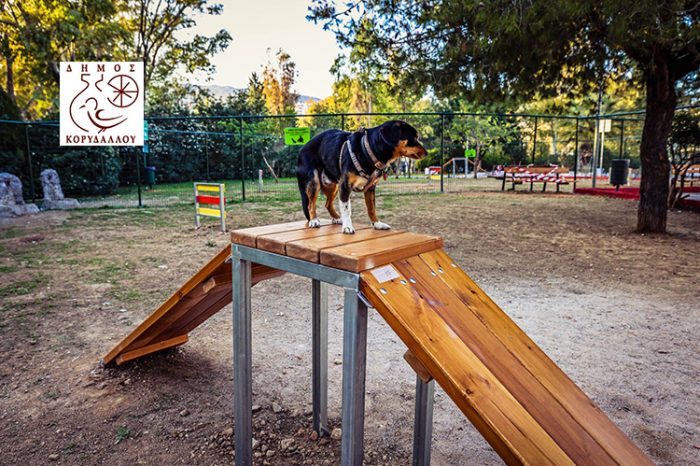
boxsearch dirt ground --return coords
[0,191,698,466]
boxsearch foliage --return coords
[262,49,298,115]
[668,111,700,208]
[42,147,122,196]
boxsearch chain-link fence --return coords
[3,109,692,208]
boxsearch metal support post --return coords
[574,118,579,190]
[24,125,36,202]
[341,289,368,466]
[619,120,625,158]
[233,253,253,466]
[135,149,143,207]
[439,114,445,193]
[532,117,538,165]
[239,118,246,202]
[412,376,435,466]
[312,279,329,436]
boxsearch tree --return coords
[117,0,231,87]
[261,49,298,115]
[309,0,700,232]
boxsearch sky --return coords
[187,0,343,98]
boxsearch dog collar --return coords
[361,133,386,170]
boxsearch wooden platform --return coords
[103,221,651,465]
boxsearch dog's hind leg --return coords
[364,187,390,230]
[306,170,322,228]
[321,182,341,224]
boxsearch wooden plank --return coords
[392,256,615,465]
[231,220,328,247]
[360,267,574,466]
[115,335,189,365]
[286,228,402,263]
[160,289,234,339]
[403,350,433,383]
[418,249,654,465]
[197,207,222,217]
[196,195,222,205]
[103,244,231,365]
[196,184,221,192]
[320,232,443,272]
[256,224,365,255]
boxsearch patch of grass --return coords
[92,263,127,284]
[109,287,144,302]
[0,264,18,273]
[0,227,22,239]
[115,426,130,444]
[0,274,47,298]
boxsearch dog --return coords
[296,120,427,234]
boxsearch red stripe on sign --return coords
[196,195,222,205]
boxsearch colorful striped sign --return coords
[194,183,226,232]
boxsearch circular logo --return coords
[107,74,140,108]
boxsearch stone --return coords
[48,454,59,461]
[179,409,190,417]
[0,173,39,217]
[330,428,342,440]
[280,438,294,450]
[40,169,79,210]
[272,402,282,413]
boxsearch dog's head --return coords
[377,120,427,161]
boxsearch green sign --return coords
[144,121,149,141]
[465,148,476,158]
[284,127,311,145]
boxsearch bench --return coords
[686,164,700,186]
[500,166,573,192]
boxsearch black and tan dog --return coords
[296,120,427,234]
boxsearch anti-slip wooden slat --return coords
[231,220,328,247]
[257,224,369,255]
[418,250,653,465]
[360,257,653,465]
[116,335,189,365]
[320,232,443,272]
[286,228,401,262]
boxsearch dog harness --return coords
[339,136,387,192]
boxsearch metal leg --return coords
[412,377,435,466]
[312,279,329,436]
[341,289,368,466]
[232,253,253,466]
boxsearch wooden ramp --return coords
[102,244,284,365]
[361,250,652,465]
[103,221,651,465]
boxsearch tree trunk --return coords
[637,55,676,233]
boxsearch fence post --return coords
[239,117,246,202]
[574,118,579,190]
[135,149,143,207]
[532,117,538,165]
[440,113,445,193]
[205,135,210,180]
[618,120,625,158]
[24,124,36,202]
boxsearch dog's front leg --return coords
[339,177,355,234]
[364,187,390,230]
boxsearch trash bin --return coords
[145,166,156,187]
[609,159,629,190]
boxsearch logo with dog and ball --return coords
[60,62,144,146]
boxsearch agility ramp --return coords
[103,221,651,465]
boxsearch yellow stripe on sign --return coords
[197,207,222,218]
[196,184,221,192]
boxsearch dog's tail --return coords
[297,175,310,221]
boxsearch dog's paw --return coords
[342,225,355,234]
[331,217,343,225]
[373,221,391,230]
[308,218,321,228]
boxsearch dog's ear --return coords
[379,121,403,147]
